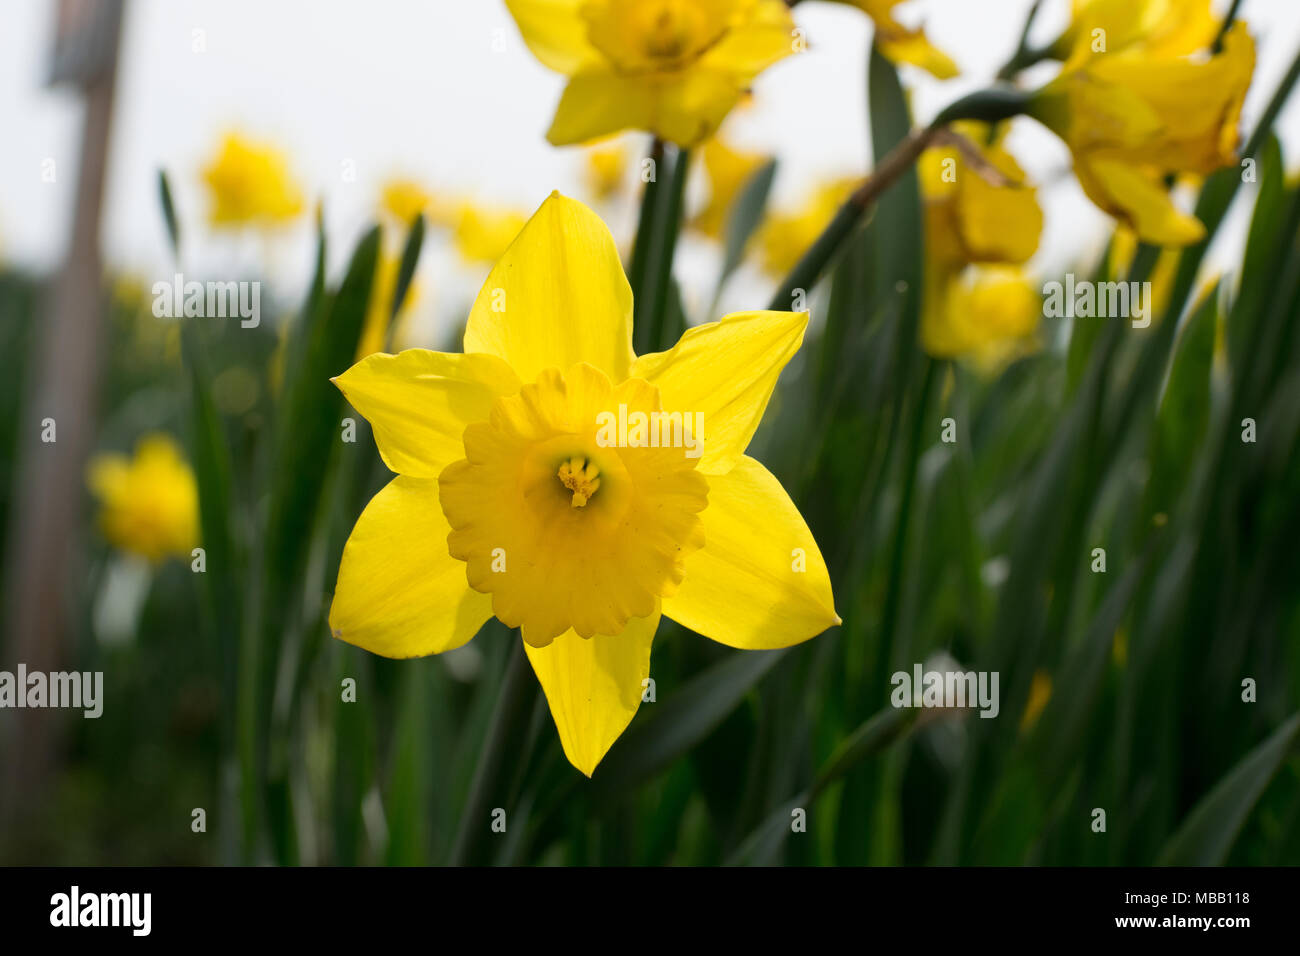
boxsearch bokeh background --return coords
[1,0,1299,864]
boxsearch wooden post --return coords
[0,0,124,838]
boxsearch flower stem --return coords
[995,0,1049,81]
[447,636,537,866]
[634,143,690,353]
[1213,0,1244,54]
[766,126,937,311]
[627,138,664,322]
[765,85,1034,313]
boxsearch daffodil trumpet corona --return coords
[329,192,839,776]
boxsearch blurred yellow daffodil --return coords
[919,123,1042,270]
[921,267,1041,369]
[1052,0,1218,60]
[506,0,797,146]
[394,186,532,266]
[830,0,958,78]
[329,192,838,775]
[381,178,431,225]
[380,177,463,230]
[583,137,635,202]
[918,125,1043,367]
[757,176,858,278]
[692,135,769,240]
[87,434,199,564]
[201,133,304,228]
[1030,22,1255,245]
[448,203,530,264]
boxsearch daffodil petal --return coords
[524,610,659,776]
[329,476,493,658]
[546,70,654,145]
[504,0,598,75]
[700,0,796,77]
[663,456,838,648]
[1076,158,1206,246]
[876,31,960,80]
[631,310,808,475]
[333,349,521,479]
[464,192,634,384]
[548,67,744,148]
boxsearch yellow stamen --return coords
[558,457,601,508]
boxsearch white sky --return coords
[3,0,1299,335]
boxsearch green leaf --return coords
[180,320,241,738]
[868,43,922,375]
[726,705,915,864]
[1034,556,1147,783]
[256,225,380,861]
[717,158,777,290]
[157,169,181,258]
[1144,284,1218,517]
[590,646,788,799]
[389,212,425,327]
[265,224,380,611]
[333,647,376,865]
[385,661,432,865]
[1157,712,1300,865]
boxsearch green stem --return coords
[637,145,691,353]
[766,126,936,311]
[447,638,537,865]
[1213,0,1244,53]
[766,87,1032,312]
[627,138,665,323]
[995,0,1048,80]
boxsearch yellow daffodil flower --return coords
[921,266,1041,369]
[87,434,199,564]
[380,178,460,228]
[381,178,431,225]
[918,123,1043,270]
[329,192,838,775]
[757,176,858,278]
[917,124,1043,368]
[202,133,304,227]
[506,0,797,146]
[449,203,530,264]
[1052,0,1218,60]
[400,188,531,266]
[583,137,635,202]
[830,0,958,78]
[1030,22,1255,246]
[691,135,769,240]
